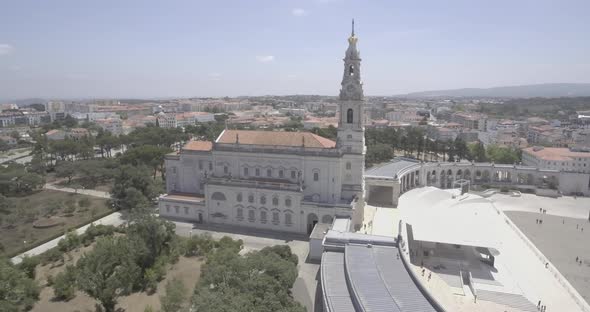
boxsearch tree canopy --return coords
[191,243,304,312]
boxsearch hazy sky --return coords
[1,0,589,99]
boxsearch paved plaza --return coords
[490,193,590,219]
[506,211,590,305]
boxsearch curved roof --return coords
[365,158,420,179]
[399,187,504,251]
[321,245,437,312]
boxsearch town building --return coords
[0,110,50,127]
[522,146,590,174]
[158,25,367,234]
[452,112,487,131]
[156,112,215,128]
[95,118,123,135]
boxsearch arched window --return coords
[347,109,353,124]
[236,193,242,202]
[349,64,354,76]
[248,210,255,221]
[260,195,266,205]
[248,194,254,203]
[272,196,279,206]
[313,172,319,181]
[237,208,243,220]
[285,213,292,225]
[260,211,267,222]
[285,198,292,207]
[346,162,351,170]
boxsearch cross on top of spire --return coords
[352,19,355,37]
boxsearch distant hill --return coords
[401,83,590,98]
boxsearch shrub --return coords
[40,247,63,265]
[58,231,81,253]
[144,305,155,312]
[0,260,40,311]
[63,199,76,215]
[46,274,54,286]
[143,268,159,294]
[53,265,77,301]
[78,197,91,208]
[160,278,186,312]
[18,256,40,279]
[184,234,215,257]
[81,224,117,246]
[44,200,61,217]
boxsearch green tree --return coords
[160,278,187,312]
[0,259,40,311]
[53,265,77,301]
[0,139,9,152]
[192,244,304,312]
[468,142,487,162]
[486,145,521,164]
[55,161,77,184]
[0,194,12,214]
[63,115,78,128]
[454,138,468,161]
[76,236,141,312]
[18,256,40,279]
[111,165,160,210]
[120,145,171,179]
[58,231,81,253]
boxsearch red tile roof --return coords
[183,140,213,152]
[523,147,590,161]
[217,130,336,148]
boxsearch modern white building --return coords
[159,26,367,234]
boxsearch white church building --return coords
[158,24,367,234]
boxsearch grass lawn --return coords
[0,190,112,257]
[31,243,203,312]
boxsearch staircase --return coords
[476,290,537,312]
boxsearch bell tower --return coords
[337,19,366,155]
[338,19,366,208]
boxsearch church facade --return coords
[158,24,366,234]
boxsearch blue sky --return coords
[1,0,589,99]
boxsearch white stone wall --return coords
[159,199,206,222]
[205,183,304,233]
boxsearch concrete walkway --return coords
[44,183,111,199]
[11,211,125,265]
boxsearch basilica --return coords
[158,24,366,234]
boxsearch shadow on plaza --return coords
[164,217,310,242]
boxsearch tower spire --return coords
[351,18,355,37]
